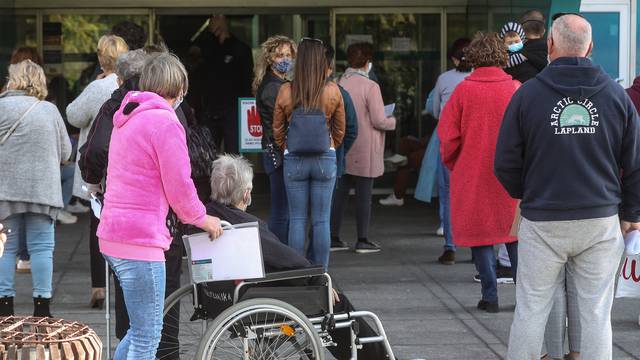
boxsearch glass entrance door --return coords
[333,9,441,149]
[580,0,631,87]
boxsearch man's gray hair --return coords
[551,15,592,56]
[115,49,147,81]
[210,154,254,206]
[139,52,188,99]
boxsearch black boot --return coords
[0,296,13,316]
[33,297,52,317]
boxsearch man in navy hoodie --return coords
[495,14,640,360]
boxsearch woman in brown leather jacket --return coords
[272,38,345,270]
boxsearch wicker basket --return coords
[0,316,102,360]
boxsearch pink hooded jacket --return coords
[98,91,206,261]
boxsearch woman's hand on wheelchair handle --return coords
[201,215,224,240]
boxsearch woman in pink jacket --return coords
[331,43,396,253]
[97,53,222,360]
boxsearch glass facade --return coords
[0,12,37,85]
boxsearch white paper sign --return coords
[384,103,396,117]
[346,34,373,47]
[183,222,265,282]
[238,98,263,153]
[391,37,412,52]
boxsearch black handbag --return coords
[186,124,217,179]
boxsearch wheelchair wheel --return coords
[195,298,325,360]
[157,284,208,359]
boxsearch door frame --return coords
[580,0,631,86]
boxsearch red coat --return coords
[438,67,519,248]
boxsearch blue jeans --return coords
[472,242,518,303]
[61,163,75,207]
[104,255,165,360]
[437,159,455,251]
[263,153,289,244]
[0,213,55,298]
[284,151,337,270]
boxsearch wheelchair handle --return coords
[220,221,233,229]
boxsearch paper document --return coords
[90,194,102,219]
[624,230,640,255]
[384,103,396,117]
[183,222,264,283]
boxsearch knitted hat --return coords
[499,21,526,42]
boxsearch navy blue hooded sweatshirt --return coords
[495,57,640,222]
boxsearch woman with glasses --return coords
[253,35,297,244]
[273,38,346,270]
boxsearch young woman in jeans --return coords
[273,38,345,271]
[0,60,72,317]
[97,53,223,360]
[254,35,297,244]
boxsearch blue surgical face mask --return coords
[508,42,523,53]
[273,58,293,74]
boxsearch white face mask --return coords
[172,95,183,110]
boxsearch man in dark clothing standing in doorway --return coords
[516,10,549,82]
[194,15,254,154]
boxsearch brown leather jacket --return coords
[273,81,346,150]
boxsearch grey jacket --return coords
[66,73,119,199]
[0,90,72,220]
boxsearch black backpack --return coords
[286,108,330,155]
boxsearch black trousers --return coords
[89,213,105,287]
[205,108,239,154]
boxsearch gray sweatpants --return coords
[506,215,624,360]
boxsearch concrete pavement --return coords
[9,195,640,359]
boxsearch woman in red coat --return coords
[438,32,519,313]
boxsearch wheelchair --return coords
[156,266,396,359]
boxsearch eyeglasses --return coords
[552,12,585,21]
[301,37,323,45]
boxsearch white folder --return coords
[183,221,265,283]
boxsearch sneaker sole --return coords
[438,260,455,265]
[330,247,349,252]
[355,249,381,254]
[474,278,514,284]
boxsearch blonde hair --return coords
[252,35,297,95]
[139,52,188,99]
[6,60,48,100]
[97,35,129,73]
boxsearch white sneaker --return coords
[57,210,78,224]
[66,202,90,214]
[384,154,408,166]
[436,226,444,236]
[16,259,31,273]
[379,194,404,206]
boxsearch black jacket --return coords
[256,71,285,149]
[205,201,311,272]
[495,57,640,222]
[194,32,254,115]
[79,76,192,186]
[507,38,548,83]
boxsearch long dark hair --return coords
[291,39,327,110]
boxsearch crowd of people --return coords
[1,8,640,360]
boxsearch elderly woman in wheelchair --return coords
[157,154,395,360]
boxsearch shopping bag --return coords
[183,222,265,283]
[615,255,640,298]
